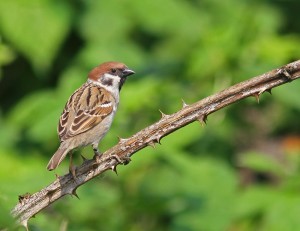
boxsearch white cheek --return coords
[90,74,121,101]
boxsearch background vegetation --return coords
[1,0,300,230]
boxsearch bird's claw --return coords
[108,154,131,165]
[106,155,131,176]
[93,153,103,164]
[92,148,103,164]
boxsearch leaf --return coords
[235,186,279,217]
[0,40,15,68]
[239,151,283,175]
[137,155,238,231]
[7,90,60,142]
[0,0,72,74]
[263,195,300,231]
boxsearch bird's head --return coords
[88,61,135,90]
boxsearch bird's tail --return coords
[47,147,69,171]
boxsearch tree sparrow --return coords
[47,62,135,175]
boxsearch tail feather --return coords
[47,147,69,171]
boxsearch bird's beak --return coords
[122,68,135,77]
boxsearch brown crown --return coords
[88,61,128,81]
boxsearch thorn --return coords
[21,220,29,231]
[111,165,118,175]
[155,136,162,144]
[266,89,272,95]
[159,109,168,119]
[198,114,207,126]
[280,68,292,81]
[55,173,60,180]
[121,156,131,165]
[181,99,189,108]
[148,141,156,148]
[46,188,55,200]
[18,192,31,204]
[253,93,260,103]
[258,86,269,96]
[71,188,80,200]
[117,136,127,143]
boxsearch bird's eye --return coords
[111,68,117,73]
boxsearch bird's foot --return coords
[69,165,77,180]
[107,154,131,165]
[104,155,131,176]
[93,148,103,163]
[93,153,103,164]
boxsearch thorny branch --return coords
[11,60,300,228]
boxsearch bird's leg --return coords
[93,147,101,156]
[69,152,77,180]
[92,144,102,163]
[91,144,131,167]
[101,155,131,176]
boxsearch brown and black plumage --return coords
[47,62,135,173]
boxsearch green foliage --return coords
[0,0,72,74]
[0,0,300,230]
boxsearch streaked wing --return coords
[58,83,114,142]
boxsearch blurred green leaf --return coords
[235,186,279,218]
[7,90,59,141]
[0,0,72,73]
[263,195,300,231]
[239,151,284,175]
[0,39,15,72]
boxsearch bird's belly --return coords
[76,111,115,147]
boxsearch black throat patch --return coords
[119,77,127,90]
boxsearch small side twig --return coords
[11,60,300,228]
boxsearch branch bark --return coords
[11,60,300,228]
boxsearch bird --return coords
[47,61,135,176]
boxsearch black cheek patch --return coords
[101,78,113,87]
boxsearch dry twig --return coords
[12,60,300,228]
